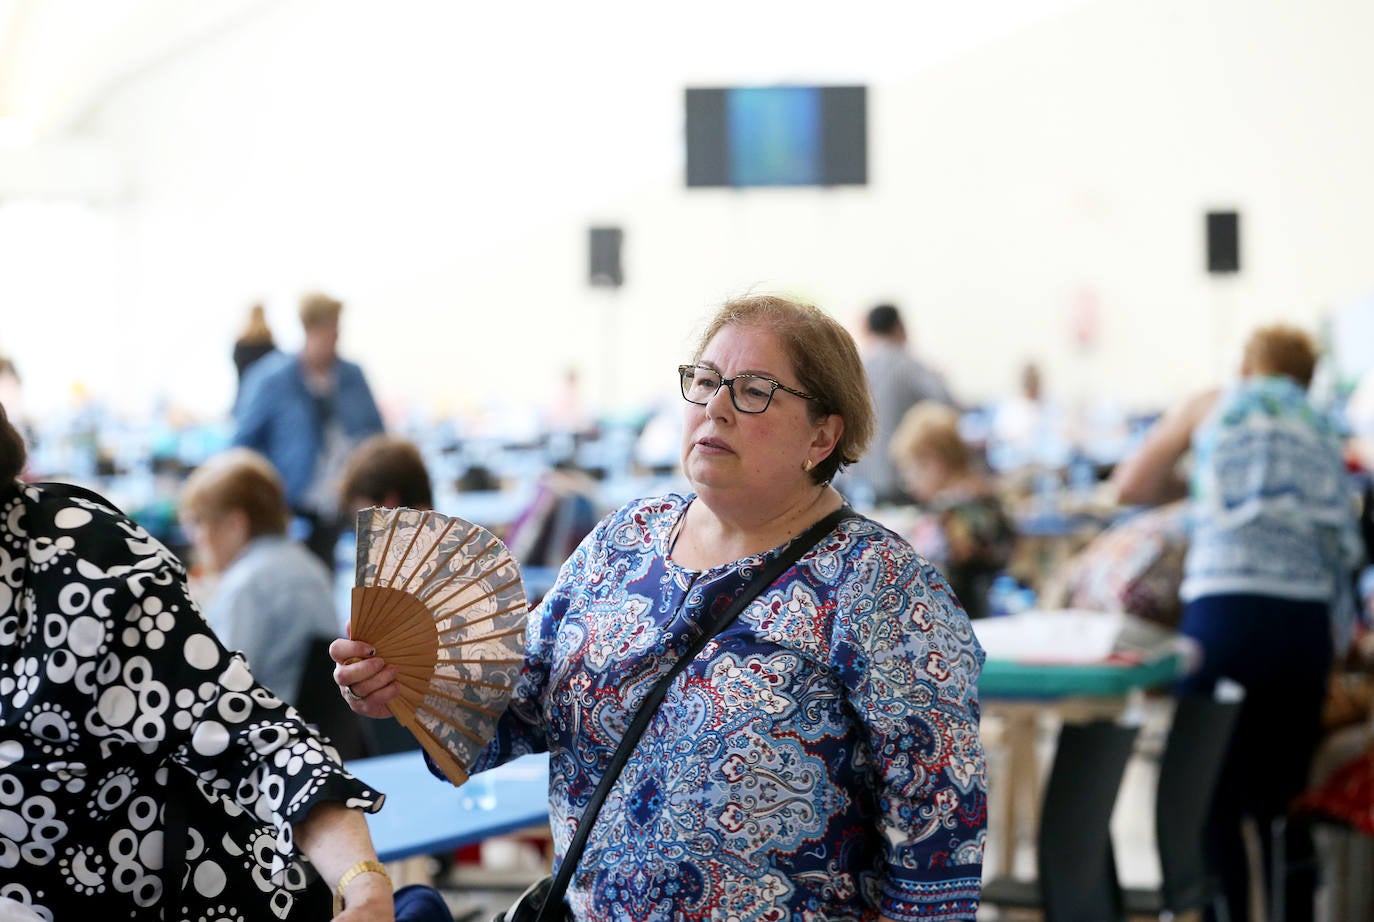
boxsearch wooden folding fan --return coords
[350,507,528,785]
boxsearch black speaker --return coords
[589,227,623,287]
[1206,211,1240,274]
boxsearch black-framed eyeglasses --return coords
[678,364,820,414]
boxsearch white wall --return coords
[4,0,1373,425]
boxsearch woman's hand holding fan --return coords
[330,507,529,785]
[331,637,401,719]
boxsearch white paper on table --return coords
[973,609,1134,663]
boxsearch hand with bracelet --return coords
[295,801,395,920]
[0,405,409,921]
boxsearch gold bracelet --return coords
[333,859,392,913]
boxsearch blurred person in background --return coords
[988,360,1070,471]
[504,458,604,572]
[333,435,436,633]
[179,447,338,707]
[542,366,597,440]
[1341,365,1374,636]
[0,403,394,921]
[1112,324,1365,922]
[334,294,987,921]
[233,301,277,407]
[1344,363,1374,475]
[335,434,438,756]
[0,352,22,424]
[848,303,957,506]
[339,435,434,514]
[234,291,384,566]
[890,401,1016,620]
[991,361,1046,450]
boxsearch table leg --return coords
[998,706,1041,876]
[387,855,437,888]
[987,697,1129,877]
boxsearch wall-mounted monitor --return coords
[685,85,867,188]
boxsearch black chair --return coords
[1123,694,1240,920]
[983,719,1140,922]
[292,636,370,761]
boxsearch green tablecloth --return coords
[979,651,1182,699]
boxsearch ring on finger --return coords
[344,685,363,701]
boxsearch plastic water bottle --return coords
[458,771,498,811]
[1068,451,1096,500]
[988,574,1020,618]
[1012,584,1038,615]
[1033,468,1062,516]
[334,531,357,635]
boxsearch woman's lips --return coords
[695,437,733,454]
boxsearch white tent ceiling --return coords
[0,0,1090,199]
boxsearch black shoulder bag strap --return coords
[533,505,853,920]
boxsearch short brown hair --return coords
[299,291,343,329]
[179,448,289,538]
[0,402,25,482]
[340,436,433,510]
[1242,324,1318,388]
[889,401,971,473]
[694,294,875,484]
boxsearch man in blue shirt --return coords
[234,291,384,564]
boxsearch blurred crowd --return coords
[5,291,1374,922]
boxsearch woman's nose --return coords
[704,381,734,416]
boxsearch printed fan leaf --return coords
[350,507,528,784]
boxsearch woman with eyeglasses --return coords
[334,295,987,921]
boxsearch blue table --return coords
[345,752,551,863]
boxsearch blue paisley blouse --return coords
[470,494,987,921]
[0,481,383,921]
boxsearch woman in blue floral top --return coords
[337,295,988,921]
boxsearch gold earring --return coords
[802,458,815,473]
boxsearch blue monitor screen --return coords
[727,87,822,186]
[686,85,867,188]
